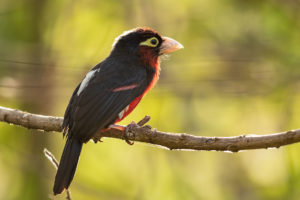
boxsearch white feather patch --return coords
[118,105,129,120]
[125,105,129,112]
[118,110,125,119]
[77,69,100,96]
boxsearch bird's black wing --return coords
[63,60,150,142]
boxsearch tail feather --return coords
[53,138,82,195]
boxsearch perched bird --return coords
[53,27,183,195]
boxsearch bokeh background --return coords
[1,0,300,199]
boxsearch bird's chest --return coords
[114,95,143,123]
[114,62,160,123]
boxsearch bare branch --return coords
[1,106,300,152]
[0,106,62,131]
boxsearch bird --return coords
[53,27,183,195]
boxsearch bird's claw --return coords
[123,116,151,145]
[124,121,137,145]
[93,137,103,143]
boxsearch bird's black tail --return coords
[53,138,82,195]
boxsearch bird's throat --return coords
[139,46,159,70]
[138,46,160,93]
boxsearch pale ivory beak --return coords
[159,36,184,54]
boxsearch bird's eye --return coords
[140,37,159,47]
[150,39,157,45]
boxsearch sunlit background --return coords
[1,0,300,199]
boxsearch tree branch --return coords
[1,106,300,152]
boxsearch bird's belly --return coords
[114,95,143,123]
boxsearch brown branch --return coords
[1,106,300,152]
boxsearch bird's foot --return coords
[123,115,152,145]
[107,124,135,145]
[124,121,137,145]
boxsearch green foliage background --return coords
[0,0,300,199]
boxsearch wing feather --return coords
[63,60,149,142]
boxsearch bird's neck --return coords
[141,56,161,95]
[138,46,159,69]
[144,61,160,94]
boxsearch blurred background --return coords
[0,0,300,199]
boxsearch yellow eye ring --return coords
[140,37,159,47]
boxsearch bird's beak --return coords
[160,37,184,55]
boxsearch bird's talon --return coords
[124,122,137,145]
[125,138,134,145]
[92,137,103,143]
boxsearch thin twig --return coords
[44,149,72,200]
[1,106,300,152]
[137,115,151,126]
[44,149,59,169]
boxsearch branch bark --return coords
[1,106,300,152]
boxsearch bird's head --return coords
[111,27,183,67]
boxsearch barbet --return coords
[53,27,183,194]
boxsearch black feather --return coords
[53,138,82,195]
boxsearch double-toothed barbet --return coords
[53,27,183,195]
